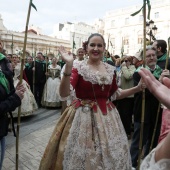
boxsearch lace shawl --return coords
[140,149,170,170]
[60,60,120,103]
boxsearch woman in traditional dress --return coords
[12,63,38,117]
[41,57,61,107]
[39,33,145,170]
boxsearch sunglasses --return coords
[124,60,129,62]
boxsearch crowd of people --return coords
[0,33,170,170]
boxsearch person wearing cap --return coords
[133,50,143,69]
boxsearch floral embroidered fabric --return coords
[140,149,170,170]
[60,60,120,103]
[73,60,115,85]
[39,61,131,170]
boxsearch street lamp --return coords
[146,20,158,44]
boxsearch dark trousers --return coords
[116,98,134,136]
[34,83,45,107]
[130,121,161,167]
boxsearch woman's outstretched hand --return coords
[139,68,170,109]
[58,46,74,64]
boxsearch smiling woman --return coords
[38,33,145,170]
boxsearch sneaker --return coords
[131,167,136,170]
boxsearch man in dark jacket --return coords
[31,52,46,108]
[130,46,163,168]
[152,39,170,70]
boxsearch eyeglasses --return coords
[124,60,128,62]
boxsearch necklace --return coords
[100,76,107,91]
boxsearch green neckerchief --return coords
[157,53,167,62]
[0,71,9,94]
[36,59,46,71]
[25,63,31,68]
[136,65,162,79]
[103,56,113,62]
[36,59,41,63]
[0,53,5,61]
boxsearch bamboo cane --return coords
[16,1,32,169]
[149,37,170,151]
[33,54,36,95]
[11,34,14,55]
[137,2,147,170]
[9,34,14,132]
[149,103,161,152]
[121,37,124,58]
[45,55,48,107]
[165,37,170,69]
[72,32,75,54]
[105,34,110,62]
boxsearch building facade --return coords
[0,14,71,58]
[52,21,100,53]
[1,0,170,57]
[103,0,170,56]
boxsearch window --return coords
[125,18,129,25]
[124,38,129,45]
[138,37,143,44]
[111,20,115,27]
[155,12,159,19]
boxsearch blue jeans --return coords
[0,137,5,170]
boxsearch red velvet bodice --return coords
[70,68,118,114]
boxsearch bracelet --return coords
[63,72,71,76]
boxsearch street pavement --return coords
[2,108,133,170]
[2,108,61,170]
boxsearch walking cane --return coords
[121,37,124,58]
[105,34,110,62]
[45,55,48,107]
[33,54,35,96]
[16,1,37,169]
[9,34,14,132]
[136,2,147,170]
[149,37,170,152]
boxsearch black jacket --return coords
[0,85,21,139]
[31,61,46,84]
[133,72,162,124]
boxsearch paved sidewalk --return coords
[2,119,57,170]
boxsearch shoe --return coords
[131,167,136,170]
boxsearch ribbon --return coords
[131,0,151,20]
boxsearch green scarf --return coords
[36,59,41,63]
[0,71,9,94]
[0,53,5,61]
[157,53,167,62]
[136,65,162,79]
[25,63,31,68]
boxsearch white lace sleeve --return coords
[110,88,122,101]
[140,149,170,170]
[59,84,76,106]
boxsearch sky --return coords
[1,0,143,35]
